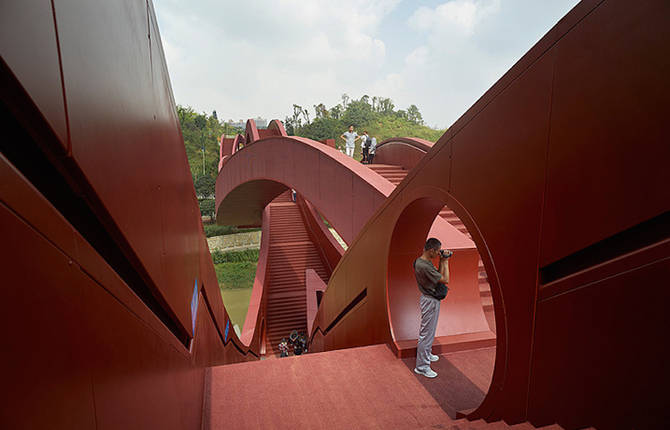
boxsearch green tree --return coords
[407,104,423,124]
[342,99,376,127]
[341,93,350,109]
[329,104,343,119]
[194,175,216,198]
[314,103,328,119]
[199,198,216,220]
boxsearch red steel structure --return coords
[1,1,669,429]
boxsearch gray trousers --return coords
[416,294,440,371]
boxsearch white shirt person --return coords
[340,125,360,157]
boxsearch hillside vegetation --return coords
[285,94,445,152]
[178,96,445,215]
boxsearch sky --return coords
[154,0,580,129]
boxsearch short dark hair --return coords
[424,238,441,251]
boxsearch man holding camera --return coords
[413,238,452,378]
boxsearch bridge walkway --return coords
[203,344,567,429]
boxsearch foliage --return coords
[215,262,257,289]
[203,224,260,237]
[211,248,260,264]
[194,175,216,198]
[284,95,445,155]
[199,198,216,219]
[177,105,243,185]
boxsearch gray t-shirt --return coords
[342,131,358,147]
[369,137,377,153]
[414,257,443,297]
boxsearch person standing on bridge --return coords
[361,131,370,163]
[340,125,360,158]
[413,238,452,378]
[367,135,377,164]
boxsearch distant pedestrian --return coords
[367,136,377,164]
[361,131,370,163]
[340,125,360,158]
[278,338,289,357]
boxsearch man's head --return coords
[424,237,441,258]
[348,125,354,132]
[363,130,368,135]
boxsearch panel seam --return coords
[50,0,72,155]
[524,49,558,420]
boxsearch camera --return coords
[439,249,453,259]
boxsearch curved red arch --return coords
[215,132,491,357]
[244,118,261,145]
[267,119,287,137]
[219,134,245,171]
[374,137,434,170]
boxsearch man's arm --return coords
[340,134,347,141]
[438,258,449,285]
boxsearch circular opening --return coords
[387,195,497,412]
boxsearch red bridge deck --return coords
[204,344,509,429]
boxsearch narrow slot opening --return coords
[0,59,190,348]
[324,288,367,334]
[540,211,670,285]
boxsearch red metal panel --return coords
[241,206,271,351]
[374,137,434,170]
[449,50,555,420]
[528,242,670,429]
[0,154,78,258]
[0,204,96,429]
[297,196,344,272]
[82,272,203,430]
[0,196,204,429]
[540,0,670,265]
[52,0,198,333]
[0,0,69,150]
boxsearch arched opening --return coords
[217,178,341,355]
[387,195,497,415]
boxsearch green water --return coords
[221,287,253,329]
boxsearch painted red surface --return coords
[296,195,344,272]
[240,205,270,351]
[2,0,669,428]
[215,131,491,356]
[204,344,496,429]
[310,1,670,427]
[305,269,327,335]
[373,137,434,170]
[1,2,255,427]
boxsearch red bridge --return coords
[1,1,668,429]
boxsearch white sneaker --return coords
[429,353,439,362]
[414,367,438,378]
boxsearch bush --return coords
[204,224,236,237]
[204,224,261,237]
[211,248,260,264]
[199,198,215,219]
[215,262,257,289]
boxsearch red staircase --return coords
[367,164,409,186]
[368,164,495,333]
[264,193,329,355]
